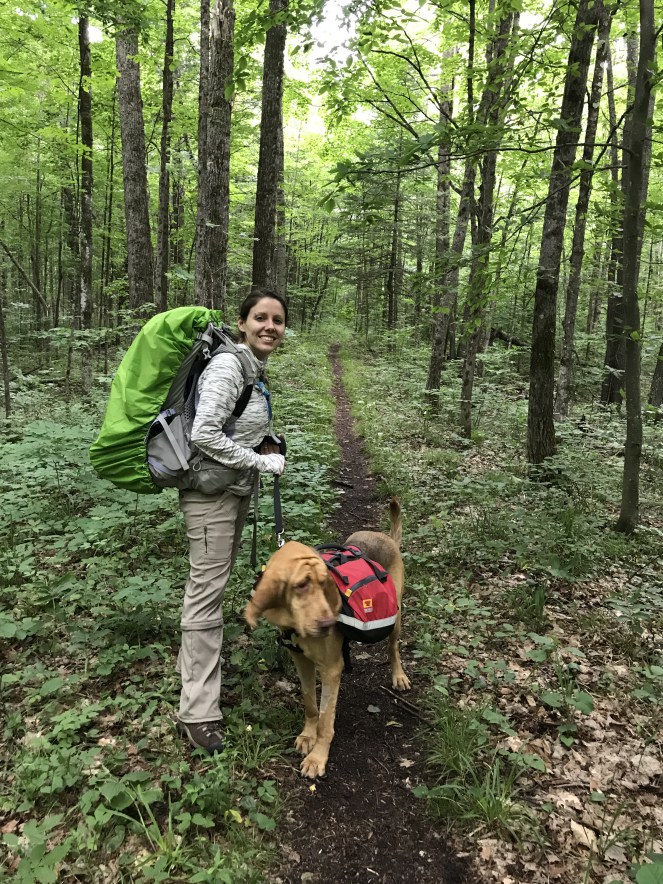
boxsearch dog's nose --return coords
[316,617,337,634]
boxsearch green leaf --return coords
[636,863,663,884]
[526,649,548,662]
[39,677,65,696]
[252,812,276,831]
[571,691,594,714]
[540,690,564,708]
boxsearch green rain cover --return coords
[89,306,222,494]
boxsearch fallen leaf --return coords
[479,838,499,861]
[1,820,18,834]
[631,753,662,780]
[604,843,628,863]
[570,820,597,850]
[399,758,415,768]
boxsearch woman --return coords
[176,289,287,754]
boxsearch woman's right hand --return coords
[259,453,286,475]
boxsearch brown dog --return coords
[244,498,410,778]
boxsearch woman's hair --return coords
[238,289,289,325]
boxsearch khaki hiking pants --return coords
[177,489,251,723]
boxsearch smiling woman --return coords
[175,288,289,755]
[237,290,288,359]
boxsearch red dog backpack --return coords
[316,545,398,643]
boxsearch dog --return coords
[244,498,410,778]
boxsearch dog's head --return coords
[244,541,341,637]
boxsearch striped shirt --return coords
[191,344,272,492]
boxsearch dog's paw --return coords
[295,733,316,756]
[300,751,327,779]
[392,670,411,691]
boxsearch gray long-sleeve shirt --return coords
[191,345,273,492]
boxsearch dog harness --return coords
[316,544,399,644]
[277,628,304,653]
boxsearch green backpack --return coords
[89,307,255,494]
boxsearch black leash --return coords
[250,473,284,570]
[273,475,284,546]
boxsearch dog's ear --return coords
[244,569,284,629]
[323,572,342,616]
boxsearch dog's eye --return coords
[294,580,309,594]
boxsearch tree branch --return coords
[0,237,50,314]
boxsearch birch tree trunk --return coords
[615,0,656,533]
[116,26,154,310]
[251,0,287,291]
[527,0,601,465]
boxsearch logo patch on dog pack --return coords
[316,545,398,644]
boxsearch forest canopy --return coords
[0,0,661,520]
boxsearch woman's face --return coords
[237,297,286,359]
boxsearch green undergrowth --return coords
[340,333,663,876]
[0,329,337,882]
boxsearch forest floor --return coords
[268,348,471,884]
[263,346,663,884]
[1,332,661,884]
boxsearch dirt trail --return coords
[272,349,469,884]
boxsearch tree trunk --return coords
[199,0,234,312]
[527,0,600,465]
[555,6,611,419]
[171,141,185,274]
[194,0,210,305]
[649,340,663,408]
[155,0,175,313]
[601,34,637,404]
[426,73,452,362]
[98,87,117,325]
[460,9,518,437]
[426,96,473,385]
[615,0,656,533]
[78,17,94,331]
[251,0,287,291]
[274,116,287,294]
[385,169,401,329]
[0,286,10,419]
[116,26,154,310]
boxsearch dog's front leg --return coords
[299,660,343,779]
[289,651,319,757]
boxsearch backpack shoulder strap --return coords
[207,326,259,422]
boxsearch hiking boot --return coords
[176,719,224,754]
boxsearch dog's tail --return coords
[389,497,402,547]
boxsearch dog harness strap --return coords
[343,573,382,595]
[277,628,303,653]
[325,563,350,585]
